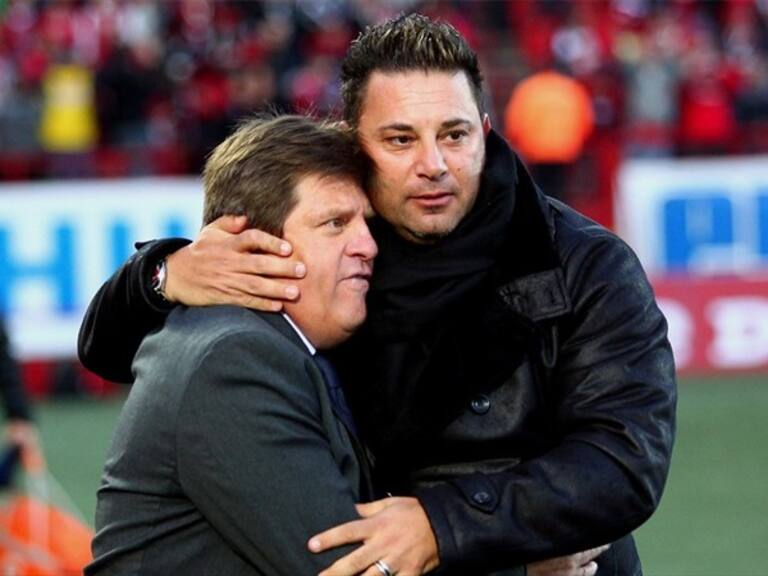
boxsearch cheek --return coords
[374,153,410,183]
[459,154,482,184]
[297,245,329,285]
[369,186,395,216]
[372,164,396,190]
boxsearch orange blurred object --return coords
[504,70,595,164]
[0,494,93,575]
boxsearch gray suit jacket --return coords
[87,306,371,575]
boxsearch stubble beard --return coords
[404,227,449,245]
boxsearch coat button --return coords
[470,394,491,414]
[472,491,492,505]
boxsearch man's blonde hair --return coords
[203,115,366,236]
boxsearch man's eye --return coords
[445,130,468,142]
[387,135,412,146]
[325,218,345,230]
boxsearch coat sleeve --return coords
[176,329,362,575]
[414,233,677,570]
[77,238,191,383]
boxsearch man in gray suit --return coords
[86,115,387,575]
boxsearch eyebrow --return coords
[441,118,473,130]
[377,118,473,134]
[311,205,356,222]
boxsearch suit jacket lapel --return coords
[249,311,377,500]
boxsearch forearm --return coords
[416,437,661,570]
[419,241,676,570]
[78,238,190,382]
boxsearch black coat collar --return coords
[478,131,572,322]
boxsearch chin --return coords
[407,224,458,244]
[344,315,367,333]
[339,311,367,335]
[323,321,365,349]
[411,215,462,237]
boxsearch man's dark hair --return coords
[340,13,484,125]
[203,115,366,236]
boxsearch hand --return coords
[164,215,306,311]
[527,545,610,576]
[308,497,440,576]
[6,420,45,474]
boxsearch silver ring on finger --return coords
[374,559,394,576]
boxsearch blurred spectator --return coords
[677,41,739,156]
[736,55,768,150]
[39,63,98,152]
[551,10,602,77]
[504,68,594,202]
[0,318,44,475]
[620,14,681,157]
[725,1,768,151]
[0,65,43,159]
[39,63,98,177]
[284,54,338,114]
[97,43,166,149]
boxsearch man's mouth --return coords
[342,270,372,290]
[410,191,454,209]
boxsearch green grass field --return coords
[28,376,768,575]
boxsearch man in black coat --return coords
[86,116,383,575]
[80,15,676,576]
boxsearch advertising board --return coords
[4,157,768,375]
[654,276,768,374]
[0,178,203,360]
[617,156,768,275]
[618,156,768,373]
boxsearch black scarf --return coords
[365,130,518,336]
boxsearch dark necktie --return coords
[313,354,359,437]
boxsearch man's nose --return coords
[348,222,378,261]
[415,141,447,180]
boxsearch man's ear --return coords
[482,114,492,136]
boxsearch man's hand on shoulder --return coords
[309,496,439,576]
[164,215,307,311]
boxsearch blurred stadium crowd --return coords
[1,0,768,203]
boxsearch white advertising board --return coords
[616,155,768,275]
[0,178,203,360]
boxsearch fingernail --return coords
[280,242,291,255]
[285,286,299,299]
[295,263,306,276]
[308,537,320,552]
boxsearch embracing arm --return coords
[413,235,676,569]
[78,216,304,383]
[177,328,362,575]
[77,238,190,382]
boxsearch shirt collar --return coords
[281,313,316,355]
